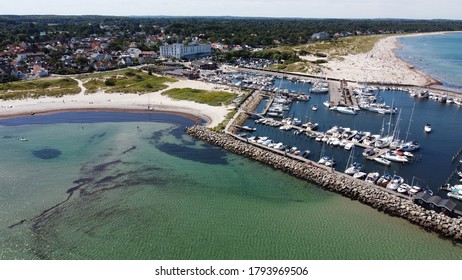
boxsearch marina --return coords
[205,69,462,213]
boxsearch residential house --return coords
[311,32,330,40]
[127,48,142,58]
[138,51,158,63]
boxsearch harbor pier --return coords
[186,125,462,243]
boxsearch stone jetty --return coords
[186,125,462,243]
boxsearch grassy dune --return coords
[0,78,79,100]
[81,69,177,94]
[271,34,389,73]
[161,88,237,106]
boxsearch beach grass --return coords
[212,109,238,132]
[161,88,237,106]
[271,34,389,73]
[81,69,177,94]
[299,34,389,58]
[0,78,80,100]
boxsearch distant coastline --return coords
[393,31,462,91]
[322,31,462,89]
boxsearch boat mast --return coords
[387,97,395,136]
[345,145,355,170]
[392,108,402,141]
[405,102,416,142]
[380,117,385,137]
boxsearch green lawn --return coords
[161,88,237,106]
[0,78,79,100]
[81,69,177,94]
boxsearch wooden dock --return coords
[328,80,358,107]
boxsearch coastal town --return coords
[1,15,462,261]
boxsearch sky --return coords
[1,0,461,20]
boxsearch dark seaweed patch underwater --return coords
[32,149,61,159]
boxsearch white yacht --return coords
[381,151,409,163]
[365,172,380,184]
[386,175,404,190]
[424,124,432,133]
[373,157,391,166]
[335,106,358,115]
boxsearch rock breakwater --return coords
[186,125,462,243]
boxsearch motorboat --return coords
[332,139,341,146]
[247,136,257,142]
[440,184,462,192]
[408,185,422,195]
[365,172,380,184]
[274,142,285,150]
[381,151,409,163]
[376,173,392,187]
[424,124,432,133]
[353,172,367,179]
[318,156,330,165]
[299,150,310,158]
[448,189,462,200]
[292,118,302,126]
[386,175,404,190]
[288,147,298,154]
[256,136,269,144]
[241,125,257,131]
[344,142,354,151]
[362,147,377,157]
[310,81,329,94]
[345,162,363,175]
[373,157,391,166]
[325,158,336,167]
[398,141,420,152]
[18,137,28,141]
[312,105,318,111]
[374,136,393,148]
[397,183,411,194]
[335,106,358,115]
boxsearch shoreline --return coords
[391,31,460,90]
[0,107,206,125]
[321,31,461,88]
[0,78,235,128]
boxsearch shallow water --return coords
[395,32,462,90]
[1,112,462,259]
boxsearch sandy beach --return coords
[0,78,235,127]
[320,32,452,86]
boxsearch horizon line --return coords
[1,14,461,21]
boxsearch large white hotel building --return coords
[159,42,211,59]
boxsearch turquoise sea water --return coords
[395,32,462,89]
[1,112,462,260]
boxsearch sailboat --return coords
[399,103,420,152]
[344,146,362,175]
[374,99,396,148]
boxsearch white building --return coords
[159,42,211,59]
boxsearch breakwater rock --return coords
[186,125,462,243]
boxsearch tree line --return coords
[1,15,462,50]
